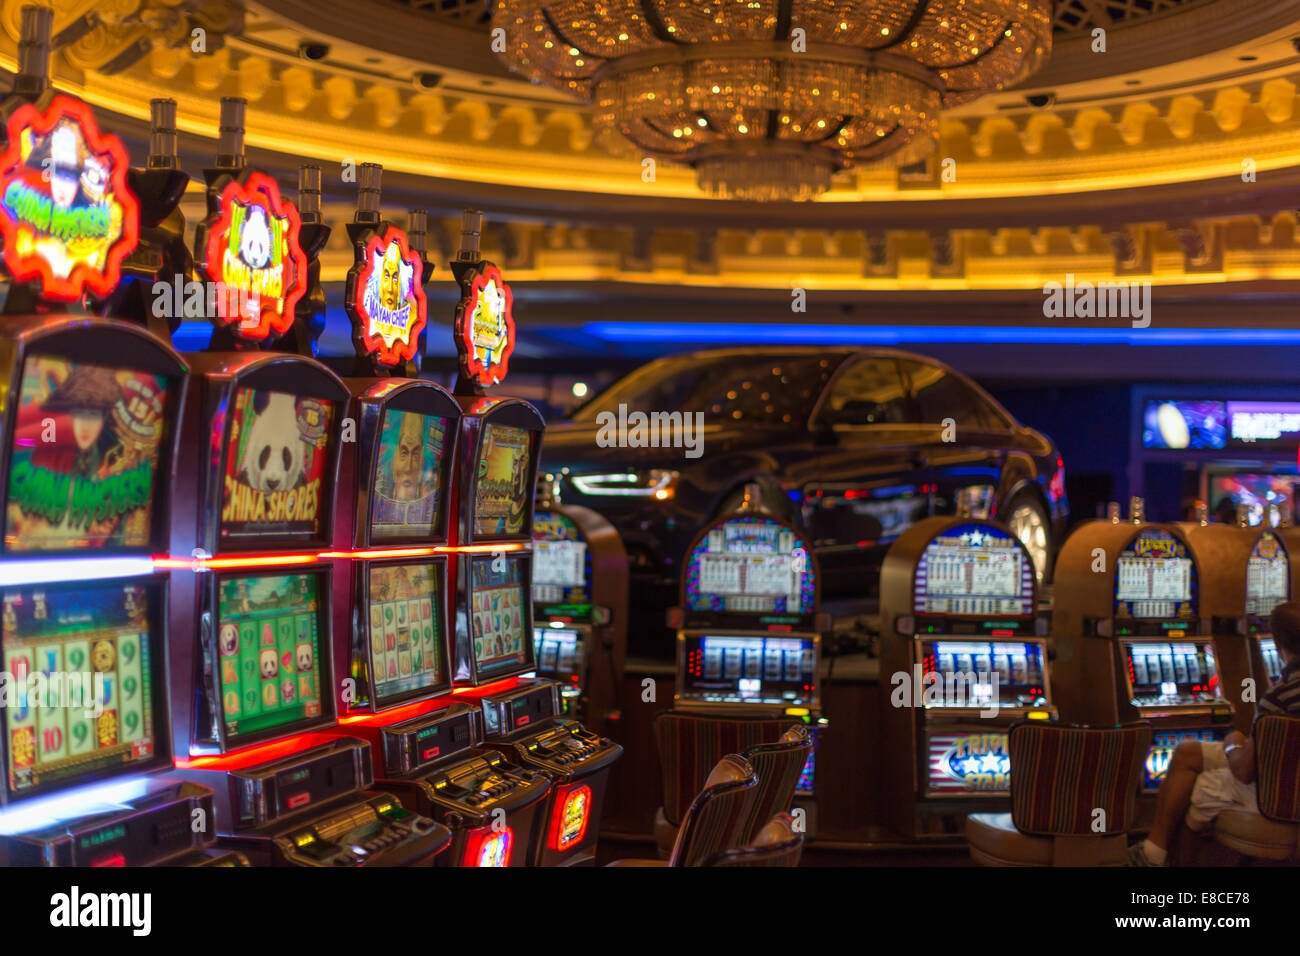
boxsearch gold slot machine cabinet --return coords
[165,100,447,866]
[879,516,1054,839]
[1052,501,1234,801]
[669,499,825,832]
[531,496,629,732]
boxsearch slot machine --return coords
[532,492,629,730]
[668,492,825,829]
[1177,510,1295,730]
[0,9,230,866]
[1052,500,1234,798]
[878,516,1054,839]
[165,100,448,866]
[442,211,623,866]
[316,167,552,868]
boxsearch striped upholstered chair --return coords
[966,721,1150,866]
[704,812,805,867]
[608,754,758,867]
[652,711,802,857]
[1213,714,1300,860]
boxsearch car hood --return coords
[538,419,773,471]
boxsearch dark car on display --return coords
[539,347,1068,656]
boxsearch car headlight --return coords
[570,470,679,499]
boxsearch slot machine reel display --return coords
[670,504,825,819]
[0,23,231,865]
[878,518,1054,839]
[532,501,629,727]
[444,211,622,866]
[1175,519,1295,730]
[1052,505,1234,797]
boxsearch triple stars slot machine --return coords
[0,8,227,866]
[440,211,623,866]
[1176,509,1296,731]
[165,99,447,865]
[319,167,553,868]
[878,516,1054,839]
[668,492,825,829]
[1052,499,1233,800]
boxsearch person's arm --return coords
[1224,731,1256,784]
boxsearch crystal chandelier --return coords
[492,0,1052,201]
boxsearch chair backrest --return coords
[741,725,813,844]
[704,812,804,867]
[668,754,758,867]
[653,711,798,825]
[1008,720,1150,836]
[1253,714,1300,823]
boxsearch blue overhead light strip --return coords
[580,323,1300,346]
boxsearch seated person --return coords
[1129,601,1300,866]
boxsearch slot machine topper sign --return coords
[346,224,427,368]
[196,170,309,341]
[0,94,139,301]
[454,260,515,388]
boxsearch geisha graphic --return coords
[6,357,169,551]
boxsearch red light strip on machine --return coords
[152,553,323,571]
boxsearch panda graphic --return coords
[239,392,306,494]
[239,205,274,271]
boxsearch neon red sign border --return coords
[455,261,515,388]
[349,224,427,367]
[547,782,592,852]
[0,93,139,302]
[200,169,308,341]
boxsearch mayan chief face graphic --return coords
[389,413,425,501]
[379,241,405,313]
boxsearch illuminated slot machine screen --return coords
[1245,531,1289,620]
[218,387,338,546]
[912,524,1034,618]
[1122,641,1221,707]
[926,731,1010,796]
[469,554,532,678]
[684,517,816,624]
[532,511,590,617]
[1,579,166,802]
[368,408,452,543]
[917,640,1048,710]
[364,562,447,707]
[679,634,816,707]
[5,355,175,554]
[472,423,534,539]
[213,572,326,748]
[1208,472,1297,528]
[1114,529,1197,624]
[534,626,580,678]
[1144,728,1225,791]
[1258,638,1284,684]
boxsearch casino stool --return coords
[1213,715,1300,861]
[966,721,1150,867]
[704,813,804,867]
[740,727,813,846]
[652,711,801,858]
[610,754,758,867]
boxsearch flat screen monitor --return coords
[1114,529,1197,622]
[472,423,533,538]
[5,355,173,552]
[1227,401,1300,449]
[678,633,816,708]
[469,555,531,677]
[926,731,1009,795]
[219,387,337,544]
[1122,640,1221,706]
[365,562,446,706]
[918,639,1048,710]
[684,517,816,618]
[1141,400,1226,450]
[368,409,452,542]
[913,523,1034,617]
[532,511,590,615]
[2,579,163,801]
[1208,473,1297,528]
[215,572,325,745]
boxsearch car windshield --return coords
[570,353,843,426]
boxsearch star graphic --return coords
[969,530,984,546]
[959,533,971,545]
[961,755,981,775]
[981,752,1004,773]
